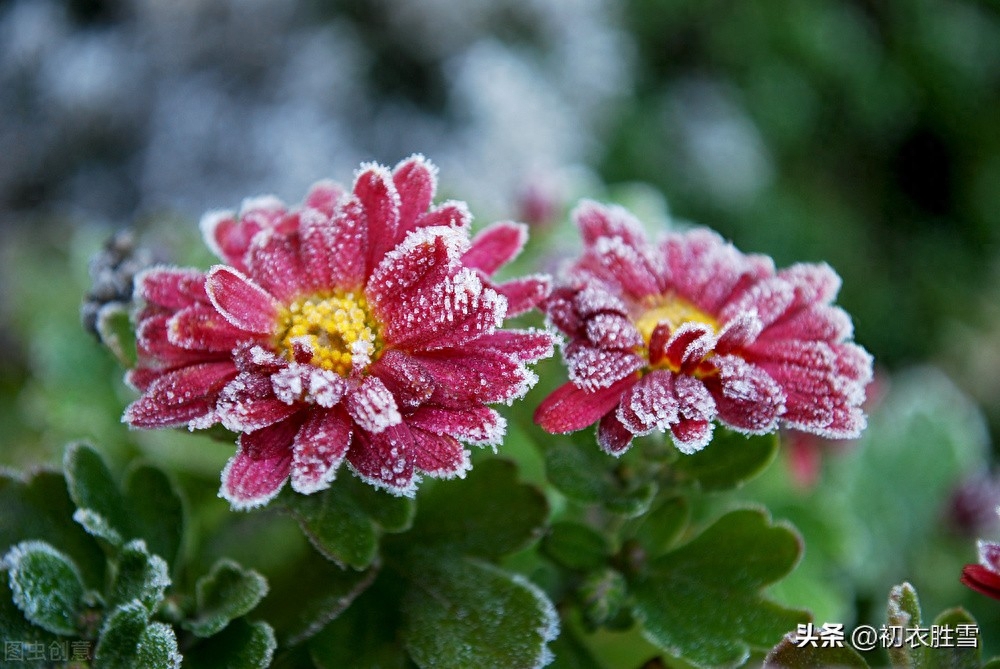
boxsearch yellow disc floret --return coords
[634,294,719,345]
[274,291,381,376]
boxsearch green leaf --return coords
[184,619,277,669]
[402,556,559,669]
[0,559,62,654]
[886,582,922,669]
[407,458,548,559]
[72,508,123,547]
[107,540,170,615]
[545,439,655,517]
[764,633,868,668]
[260,545,378,646]
[632,509,809,668]
[670,429,779,491]
[0,469,105,589]
[5,541,86,636]
[122,465,185,569]
[281,477,415,570]
[924,608,980,669]
[135,621,182,669]
[578,567,628,630]
[542,522,610,572]
[185,559,269,638]
[94,303,137,367]
[95,600,151,669]
[627,495,689,557]
[64,443,129,549]
[308,578,408,669]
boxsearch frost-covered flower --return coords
[535,201,873,455]
[962,539,1000,600]
[124,156,553,508]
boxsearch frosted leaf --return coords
[5,540,86,636]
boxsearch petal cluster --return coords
[535,200,873,455]
[124,156,553,508]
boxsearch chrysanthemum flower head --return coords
[535,200,873,455]
[123,156,553,508]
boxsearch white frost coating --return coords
[350,337,375,371]
[353,161,404,214]
[346,378,402,434]
[187,411,217,432]
[346,461,419,498]
[250,344,285,368]
[198,209,235,260]
[122,539,172,597]
[309,368,347,408]
[507,571,560,668]
[218,453,287,511]
[585,313,642,349]
[424,449,473,480]
[573,283,628,318]
[238,194,286,219]
[138,621,182,669]
[271,365,306,404]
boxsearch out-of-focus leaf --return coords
[925,608,980,669]
[122,464,185,569]
[545,439,655,517]
[764,632,868,668]
[0,573,60,656]
[402,555,559,669]
[632,509,808,668]
[63,443,129,549]
[578,567,628,630]
[107,540,170,615]
[671,429,779,491]
[95,304,137,368]
[0,469,104,588]
[407,458,548,559]
[886,582,922,669]
[826,369,988,594]
[261,546,378,646]
[184,618,277,669]
[627,495,689,557]
[542,521,610,572]
[184,559,268,638]
[308,578,408,669]
[5,540,85,636]
[280,477,414,570]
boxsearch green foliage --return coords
[545,436,657,517]
[279,475,414,570]
[670,429,779,491]
[632,509,809,668]
[542,522,611,572]
[402,556,558,669]
[185,559,269,638]
[0,444,273,668]
[5,541,86,636]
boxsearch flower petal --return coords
[409,405,506,447]
[410,428,471,479]
[565,342,645,392]
[220,417,299,510]
[535,375,639,434]
[494,274,552,317]
[586,313,643,351]
[961,563,1000,600]
[217,371,300,433]
[245,229,307,301]
[354,163,401,272]
[300,196,369,290]
[462,221,527,276]
[393,154,438,236]
[168,304,248,352]
[574,200,648,249]
[369,350,435,409]
[205,266,281,334]
[475,329,555,363]
[137,267,208,309]
[704,355,784,434]
[123,361,236,429]
[670,419,713,454]
[347,423,416,496]
[414,348,536,406]
[414,200,471,232]
[304,179,344,216]
[617,371,680,435]
[597,411,633,455]
[345,376,402,434]
[290,407,352,494]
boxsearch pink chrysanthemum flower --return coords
[962,539,1000,600]
[535,201,873,455]
[124,156,553,508]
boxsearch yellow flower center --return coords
[274,291,382,376]
[634,295,719,345]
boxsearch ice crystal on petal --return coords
[538,200,873,455]
[123,157,553,506]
